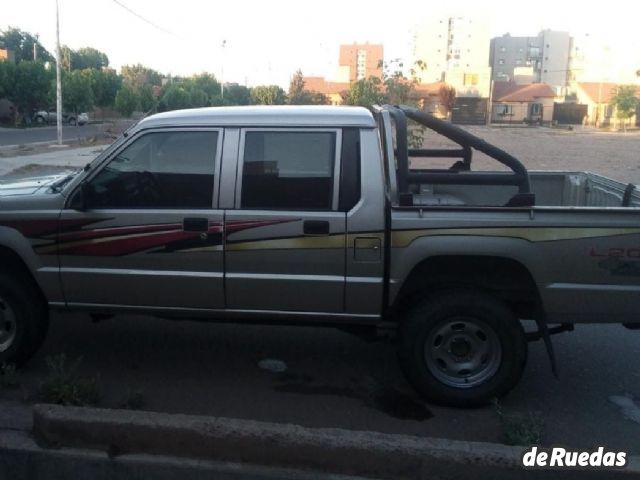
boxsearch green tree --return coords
[344,77,384,107]
[222,84,250,105]
[0,27,52,63]
[188,88,208,108]
[89,68,122,109]
[61,69,95,113]
[160,84,192,111]
[137,84,157,112]
[12,61,53,116]
[73,47,109,70]
[610,85,639,132]
[188,73,220,104]
[114,85,138,117]
[0,60,17,99]
[250,85,286,105]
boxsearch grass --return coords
[0,363,20,388]
[494,399,544,446]
[39,354,100,406]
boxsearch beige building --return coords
[491,82,557,124]
[574,82,639,127]
[411,15,491,97]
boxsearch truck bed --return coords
[410,171,640,209]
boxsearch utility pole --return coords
[55,0,62,145]
[33,34,39,61]
[220,40,226,100]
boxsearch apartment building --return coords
[336,43,384,82]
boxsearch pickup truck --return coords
[0,105,638,407]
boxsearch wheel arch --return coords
[392,254,542,320]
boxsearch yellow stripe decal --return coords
[392,227,640,248]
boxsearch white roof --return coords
[134,105,376,130]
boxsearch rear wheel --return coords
[398,289,527,407]
[0,272,49,366]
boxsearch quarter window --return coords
[240,131,336,210]
[86,131,218,209]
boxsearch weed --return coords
[39,354,100,406]
[494,399,544,446]
[0,363,19,388]
[120,388,145,410]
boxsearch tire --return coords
[0,272,49,366]
[35,116,45,125]
[68,117,77,126]
[397,289,527,407]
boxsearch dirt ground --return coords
[418,125,640,185]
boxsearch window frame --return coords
[70,127,223,210]
[234,127,343,212]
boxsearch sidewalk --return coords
[0,145,106,178]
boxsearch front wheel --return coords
[398,289,527,407]
[0,272,49,366]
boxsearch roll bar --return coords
[382,105,533,199]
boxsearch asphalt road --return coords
[2,313,639,454]
[0,121,134,147]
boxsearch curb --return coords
[32,404,640,479]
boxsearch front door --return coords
[224,128,346,313]
[59,128,225,310]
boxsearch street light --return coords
[220,40,226,100]
[55,0,62,145]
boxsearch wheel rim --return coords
[424,316,502,389]
[0,296,17,353]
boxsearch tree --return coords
[222,84,250,106]
[114,85,138,117]
[62,69,95,113]
[137,84,157,112]
[287,69,327,105]
[12,61,53,116]
[160,84,192,111]
[344,77,384,107]
[73,47,109,70]
[89,68,122,109]
[188,73,220,104]
[0,27,52,63]
[250,85,286,105]
[121,64,162,89]
[610,85,639,132]
[438,85,456,114]
[0,60,16,100]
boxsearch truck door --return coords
[223,128,346,313]
[59,128,225,310]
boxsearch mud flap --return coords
[536,316,558,379]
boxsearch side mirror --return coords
[69,183,90,211]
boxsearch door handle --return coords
[303,220,330,236]
[183,217,208,232]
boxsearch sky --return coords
[3,0,640,87]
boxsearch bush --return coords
[39,354,100,406]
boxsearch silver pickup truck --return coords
[0,105,638,407]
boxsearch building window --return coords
[498,59,505,65]
[499,46,506,52]
[356,49,367,80]
[496,104,513,116]
[463,73,479,86]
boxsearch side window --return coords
[86,131,218,209]
[240,131,336,210]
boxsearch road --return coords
[1,313,638,454]
[0,121,133,147]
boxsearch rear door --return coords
[223,128,346,313]
[59,127,225,310]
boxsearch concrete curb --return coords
[32,404,640,479]
[0,429,367,480]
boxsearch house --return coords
[491,82,557,124]
[412,82,450,118]
[574,82,638,127]
[302,77,350,105]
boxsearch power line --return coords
[111,0,174,35]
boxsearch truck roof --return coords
[134,105,377,130]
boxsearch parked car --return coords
[34,109,86,126]
[0,105,639,407]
